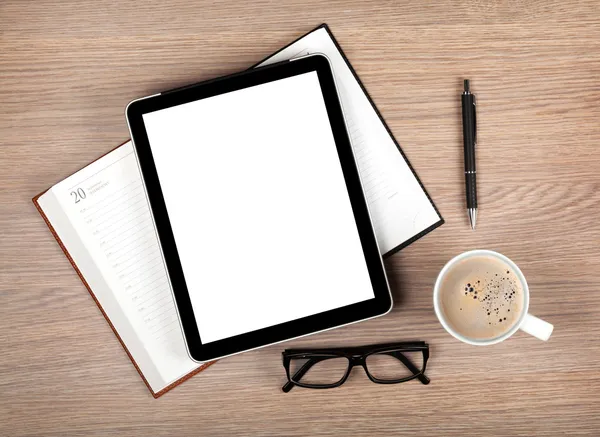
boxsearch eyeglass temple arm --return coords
[391,351,430,385]
[282,357,323,393]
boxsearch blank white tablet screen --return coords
[142,71,375,344]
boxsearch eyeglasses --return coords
[282,341,430,392]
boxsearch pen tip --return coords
[468,208,477,230]
[464,79,470,93]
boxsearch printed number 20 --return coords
[71,188,86,203]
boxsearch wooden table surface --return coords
[2,1,600,435]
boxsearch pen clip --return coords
[472,96,477,147]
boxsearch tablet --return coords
[126,55,392,362]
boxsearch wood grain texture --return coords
[1,1,600,435]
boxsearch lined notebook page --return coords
[257,27,442,254]
[51,142,199,388]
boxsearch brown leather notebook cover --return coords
[32,140,214,398]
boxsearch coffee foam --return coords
[439,255,524,340]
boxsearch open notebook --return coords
[34,142,213,398]
[256,24,443,256]
[33,24,442,397]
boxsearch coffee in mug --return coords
[433,250,553,345]
[438,255,524,340]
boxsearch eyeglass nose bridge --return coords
[348,354,367,367]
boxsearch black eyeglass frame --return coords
[282,341,430,392]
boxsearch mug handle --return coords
[520,313,553,341]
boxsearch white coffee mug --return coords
[433,250,553,345]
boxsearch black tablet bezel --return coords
[126,55,392,362]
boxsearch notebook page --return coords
[37,189,165,392]
[50,142,199,390]
[257,28,441,254]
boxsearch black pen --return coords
[461,79,477,229]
